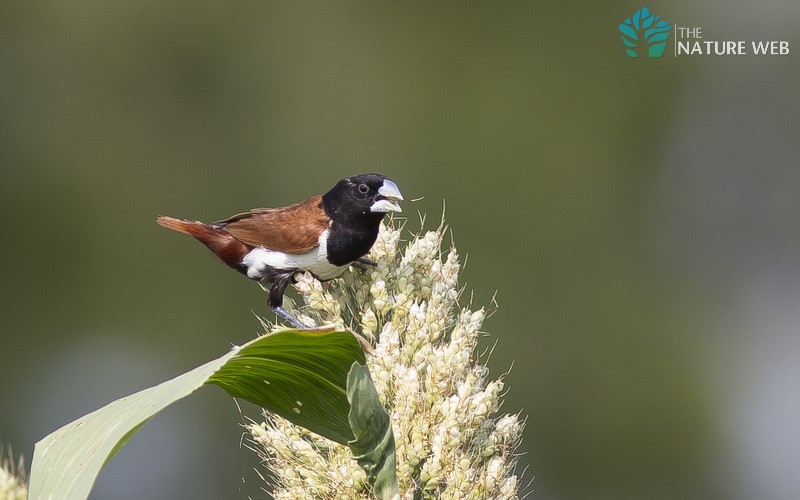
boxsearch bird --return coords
[157,173,403,329]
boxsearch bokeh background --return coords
[2,1,799,498]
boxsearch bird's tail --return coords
[156,216,249,271]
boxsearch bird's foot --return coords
[271,306,313,330]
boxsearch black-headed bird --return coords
[157,173,403,328]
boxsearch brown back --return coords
[218,195,330,254]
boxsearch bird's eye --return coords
[358,183,369,194]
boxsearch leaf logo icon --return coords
[619,7,672,58]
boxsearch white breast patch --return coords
[241,229,348,281]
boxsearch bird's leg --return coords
[271,306,309,329]
[268,273,311,329]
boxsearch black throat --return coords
[322,193,385,266]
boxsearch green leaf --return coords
[208,329,367,444]
[347,362,399,500]
[29,328,366,500]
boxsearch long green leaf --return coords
[29,329,365,500]
[347,362,399,500]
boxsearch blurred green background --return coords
[2,1,799,498]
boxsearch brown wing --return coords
[216,195,330,254]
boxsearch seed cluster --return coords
[249,219,524,499]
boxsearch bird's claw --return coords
[352,257,377,272]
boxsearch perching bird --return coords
[157,173,403,329]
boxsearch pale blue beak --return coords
[371,179,404,213]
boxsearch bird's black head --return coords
[322,173,404,228]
